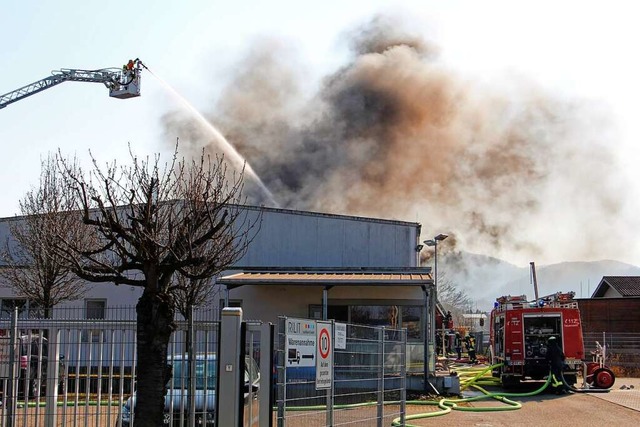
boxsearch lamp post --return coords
[424,234,448,360]
[423,233,448,291]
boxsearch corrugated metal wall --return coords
[0,206,422,309]
[238,207,420,268]
[578,298,640,332]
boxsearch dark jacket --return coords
[454,335,462,348]
[545,340,565,370]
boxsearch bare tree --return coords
[0,155,87,318]
[438,271,472,310]
[436,271,472,328]
[170,274,217,321]
[51,146,261,427]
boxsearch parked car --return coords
[119,354,259,426]
[0,334,66,398]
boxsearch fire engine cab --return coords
[489,291,584,386]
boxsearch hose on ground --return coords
[278,362,609,426]
[391,363,551,427]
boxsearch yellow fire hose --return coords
[391,363,552,427]
[279,362,601,426]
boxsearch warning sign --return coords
[335,323,346,350]
[315,321,333,390]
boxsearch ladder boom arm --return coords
[0,61,142,109]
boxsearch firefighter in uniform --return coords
[465,333,477,364]
[454,331,463,360]
[122,59,135,81]
[546,336,570,394]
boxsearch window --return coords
[85,299,106,319]
[309,305,348,321]
[401,306,422,341]
[84,299,106,342]
[350,306,400,328]
[308,303,425,342]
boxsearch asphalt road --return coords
[405,381,640,427]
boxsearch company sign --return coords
[285,318,316,367]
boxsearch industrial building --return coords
[0,206,435,339]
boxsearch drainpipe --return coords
[421,285,429,389]
[415,224,423,267]
[322,286,333,320]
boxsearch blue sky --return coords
[1,1,639,266]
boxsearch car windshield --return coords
[169,358,217,390]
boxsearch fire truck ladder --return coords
[0,59,143,109]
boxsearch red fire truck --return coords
[489,292,585,386]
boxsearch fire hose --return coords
[391,361,611,427]
[391,363,550,426]
[280,362,611,427]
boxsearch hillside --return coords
[440,253,640,311]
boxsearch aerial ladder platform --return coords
[0,58,144,109]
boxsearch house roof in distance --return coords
[591,276,640,297]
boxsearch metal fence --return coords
[583,332,640,369]
[275,317,406,427]
[0,306,219,427]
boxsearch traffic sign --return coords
[316,321,333,389]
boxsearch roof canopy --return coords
[218,267,433,290]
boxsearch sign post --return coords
[316,320,334,426]
[315,321,333,389]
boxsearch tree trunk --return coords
[135,290,175,427]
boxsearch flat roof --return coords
[218,268,433,290]
[0,204,421,229]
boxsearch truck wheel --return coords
[593,368,615,389]
[501,375,520,389]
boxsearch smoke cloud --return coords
[163,15,632,265]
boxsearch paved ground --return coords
[588,376,640,412]
[401,378,640,427]
[4,378,639,426]
[276,380,640,426]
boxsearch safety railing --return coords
[583,331,640,369]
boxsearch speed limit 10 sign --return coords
[315,321,333,390]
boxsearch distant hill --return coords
[439,253,640,311]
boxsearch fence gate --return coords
[275,317,407,427]
[217,307,273,427]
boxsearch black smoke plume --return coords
[163,15,628,264]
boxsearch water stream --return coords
[148,70,279,206]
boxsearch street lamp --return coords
[423,234,448,291]
[424,234,448,359]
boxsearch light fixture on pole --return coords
[424,234,448,358]
[423,234,448,291]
